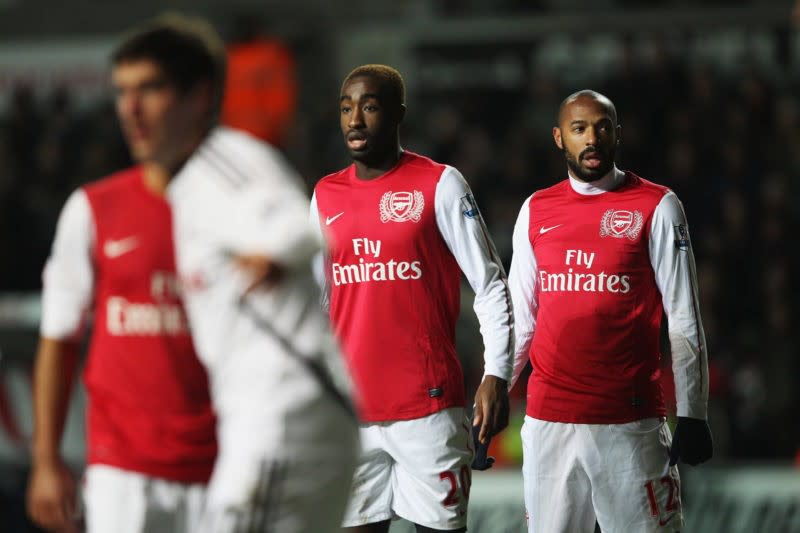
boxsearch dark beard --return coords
[563,146,615,182]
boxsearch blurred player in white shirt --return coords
[169,124,358,533]
[151,17,357,533]
[509,90,713,532]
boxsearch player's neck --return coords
[142,163,172,196]
[353,146,403,181]
[141,128,210,195]
[568,166,623,195]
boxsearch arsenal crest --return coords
[599,209,644,240]
[380,190,425,223]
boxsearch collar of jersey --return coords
[348,150,409,184]
[567,166,625,196]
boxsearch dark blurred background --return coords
[0,0,797,531]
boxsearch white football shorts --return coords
[198,386,358,533]
[343,406,474,530]
[521,416,682,532]
[83,464,206,533]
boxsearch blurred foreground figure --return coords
[29,13,356,533]
[160,16,358,533]
[26,14,220,533]
[311,64,513,533]
[508,90,712,532]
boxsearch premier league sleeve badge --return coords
[460,193,481,219]
[673,224,690,250]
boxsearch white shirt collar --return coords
[568,165,625,195]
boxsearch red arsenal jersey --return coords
[313,153,465,421]
[521,172,670,423]
[81,168,216,482]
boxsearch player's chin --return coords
[126,138,155,159]
[583,169,605,180]
[129,147,155,163]
[580,163,611,181]
[350,148,373,162]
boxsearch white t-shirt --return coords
[168,127,351,421]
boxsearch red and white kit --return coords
[312,151,513,529]
[508,168,709,532]
[41,168,216,532]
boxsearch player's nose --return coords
[118,93,142,120]
[348,108,364,128]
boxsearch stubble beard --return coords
[563,146,615,182]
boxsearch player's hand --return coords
[27,458,78,533]
[234,254,284,293]
[471,424,495,471]
[669,416,713,466]
[472,375,509,445]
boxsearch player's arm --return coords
[309,191,330,312]
[434,167,513,444]
[28,337,80,532]
[507,195,539,391]
[27,190,94,532]
[648,191,712,466]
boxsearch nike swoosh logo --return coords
[539,224,562,234]
[104,236,140,259]
[326,212,344,225]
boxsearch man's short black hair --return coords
[342,64,406,108]
[112,13,226,118]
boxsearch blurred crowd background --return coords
[0,0,798,529]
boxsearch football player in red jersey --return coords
[26,14,221,533]
[30,15,357,533]
[508,90,713,532]
[311,65,514,533]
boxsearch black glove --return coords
[669,417,713,466]
[471,424,495,471]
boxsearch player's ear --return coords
[553,126,563,149]
[397,103,407,124]
[616,123,622,145]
